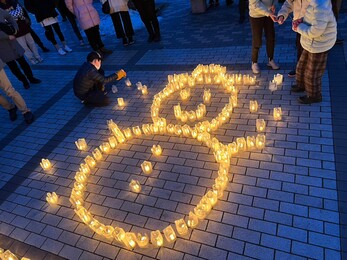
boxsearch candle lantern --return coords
[102,225,114,240]
[188,111,196,122]
[141,161,153,174]
[167,124,175,134]
[92,148,103,161]
[75,172,87,183]
[113,227,126,242]
[163,225,177,243]
[75,207,92,225]
[150,230,164,247]
[212,183,224,198]
[142,124,151,135]
[256,134,266,149]
[274,73,283,84]
[40,158,52,171]
[174,104,182,119]
[3,250,19,260]
[205,190,218,206]
[99,142,111,154]
[180,112,188,123]
[79,163,90,175]
[174,125,182,136]
[70,194,83,208]
[46,192,58,204]
[204,75,212,84]
[249,100,258,113]
[132,126,142,136]
[182,125,191,137]
[203,89,211,103]
[123,232,137,249]
[180,88,190,100]
[273,107,282,120]
[269,80,277,92]
[196,108,204,120]
[151,145,162,156]
[228,142,238,155]
[194,204,207,219]
[199,197,212,212]
[187,211,199,228]
[141,85,148,95]
[188,77,195,87]
[117,98,125,107]
[75,138,87,151]
[229,95,237,107]
[129,179,141,193]
[191,129,198,139]
[136,233,149,248]
[136,82,143,90]
[74,182,85,192]
[247,136,256,150]
[215,175,228,189]
[123,128,133,139]
[236,137,246,151]
[108,136,118,149]
[125,78,132,87]
[256,119,266,132]
[84,155,96,169]
[175,218,189,236]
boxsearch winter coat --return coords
[0,0,31,37]
[297,0,336,53]
[108,0,129,13]
[277,0,310,21]
[0,8,24,63]
[0,57,6,69]
[24,0,58,23]
[65,0,100,30]
[249,0,277,18]
[73,62,119,100]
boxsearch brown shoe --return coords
[298,95,322,104]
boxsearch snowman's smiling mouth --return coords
[68,64,265,249]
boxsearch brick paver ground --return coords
[0,0,346,259]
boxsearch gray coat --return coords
[0,9,24,63]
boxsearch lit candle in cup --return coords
[150,230,164,247]
[273,107,282,120]
[117,98,125,107]
[92,148,103,161]
[141,85,148,95]
[136,233,149,248]
[180,88,190,100]
[129,179,141,193]
[99,142,111,154]
[163,225,177,243]
[236,137,246,151]
[108,136,117,149]
[125,78,132,87]
[256,119,266,132]
[175,218,189,236]
[123,232,137,249]
[40,158,52,171]
[46,192,58,205]
[151,145,162,156]
[249,100,258,113]
[132,126,142,136]
[246,136,256,150]
[141,161,153,174]
[75,138,87,151]
[186,211,199,228]
[256,134,266,149]
[113,227,125,242]
[84,155,96,168]
[203,89,211,103]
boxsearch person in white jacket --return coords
[108,0,134,46]
[292,0,336,104]
[277,0,310,78]
[249,0,280,74]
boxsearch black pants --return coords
[6,56,34,85]
[83,89,109,107]
[295,32,303,62]
[44,23,65,45]
[239,0,248,17]
[30,27,45,49]
[110,11,134,39]
[133,0,160,36]
[250,16,275,63]
[84,25,104,51]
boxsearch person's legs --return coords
[250,17,263,64]
[146,0,160,41]
[52,22,66,42]
[25,33,42,61]
[120,11,134,41]
[294,49,308,91]
[84,89,110,107]
[30,27,49,52]
[111,12,126,40]
[264,17,275,61]
[16,35,35,63]
[5,60,29,88]
[16,56,38,83]
[0,69,28,113]
[44,25,58,46]
[66,11,83,41]
[134,0,154,41]
[85,25,105,51]
[239,0,247,23]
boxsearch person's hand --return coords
[270,5,276,13]
[269,14,277,22]
[116,69,126,79]
[292,18,303,31]
[8,35,16,40]
[277,15,284,25]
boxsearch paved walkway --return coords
[0,0,346,259]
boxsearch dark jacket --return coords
[24,0,58,23]
[73,62,119,100]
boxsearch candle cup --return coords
[136,233,149,248]
[125,78,132,87]
[212,183,224,199]
[117,98,125,107]
[142,124,151,135]
[273,107,282,121]
[228,141,238,155]
[75,138,88,151]
[141,161,153,174]
[100,142,111,154]
[205,190,218,206]
[123,232,137,249]
[150,230,164,247]
[84,155,96,168]
[129,179,141,193]
[175,218,189,236]
[180,89,190,100]
[256,134,266,149]
[141,85,148,95]
[92,148,103,161]
[246,136,256,150]
[182,125,191,137]
[256,119,266,132]
[163,225,177,243]
[123,128,133,139]
[132,126,142,136]
[193,204,207,220]
[40,158,52,171]
[79,163,90,175]
[269,80,277,92]
[249,100,258,113]
[3,250,19,260]
[136,81,143,90]
[203,89,211,104]
[113,227,126,242]
[151,145,162,156]
[236,137,246,151]
[186,212,199,229]
[46,192,58,204]
[75,171,88,183]
[174,104,182,119]
[108,136,118,149]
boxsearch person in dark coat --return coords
[73,51,126,107]
[0,8,41,89]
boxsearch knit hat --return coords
[87,51,103,62]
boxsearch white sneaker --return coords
[58,48,66,55]
[64,45,72,52]
[267,59,280,70]
[252,63,260,74]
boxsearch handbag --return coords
[102,0,110,14]
[0,20,16,35]
[127,0,136,10]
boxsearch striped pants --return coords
[296,49,328,98]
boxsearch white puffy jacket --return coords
[108,0,129,13]
[277,0,310,21]
[249,0,277,18]
[297,0,336,53]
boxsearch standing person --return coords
[0,0,43,65]
[292,0,336,104]
[133,0,161,42]
[108,0,134,46]
[277,0,309,78]
[249,0,280,74]
[331,0,343,44]
[24,0,72,55]
[73,51,126,107]
[65,0,112,55]
[0,58,34,124]
[0,8,41,89]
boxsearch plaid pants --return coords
[296,49,328,98]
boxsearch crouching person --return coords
[73,51,126,107]
[0,58,34,124]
